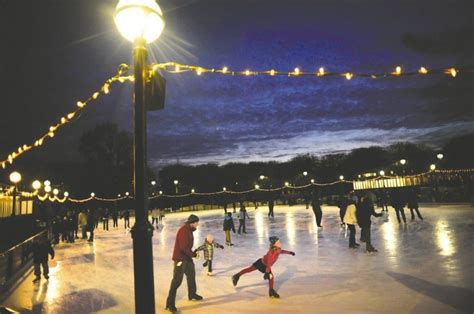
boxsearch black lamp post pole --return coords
[131,37,155,313]
[11,185,17,216]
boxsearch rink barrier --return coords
[0,230,48,300]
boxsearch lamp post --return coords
[173,180,179,194]
[115,1,164,312]
[9,171,21,216]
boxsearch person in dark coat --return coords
[111,208,119,228]
[268,199,275,218]
[102,208,110,231]
[86,208,95,242]
[407,188,423,220]
[223,212,236,246]
[165,214,202,313]
[311,193,323,228]
[338,196,349,227]
[237,205,250,234]
[32,237,55,282]
[123,209,130,229]
[391,189,407,224]
[356,196,383,252]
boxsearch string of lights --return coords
[153,62,472,79]
[0,64,133,170]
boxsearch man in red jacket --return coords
[166,214,202,313]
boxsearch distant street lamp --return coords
[310,179,315,183]
[44,185,52,193]
[151,180,156,186]
[32,180,42,191]
[125,192,130,196]
[303,171,308,176]
[44,180,51,187]
[191,188,195,193]
[64,192,69,197]
[115,0,165,311]
[255,184,260,189]
[400,159,406,165]
[9,171,21,216]
[174,180,179,194]
[53,188,59,196]
[90,192,95,197]
[285,182,290,187]
[430,164,436,171]
[437,153,444,160]
[223,187,227,191]
[259,175,265,180]
[339,175,344,181]
[379,170,385,176]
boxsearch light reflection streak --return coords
[254,210,265,245]
[285,211,296,246]
[382,219,397,256]
[435,220,455,257]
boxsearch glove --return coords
[193,252,200,259]
[263,272,270,280]
[290,251,295,256]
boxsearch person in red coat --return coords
[232,236,295,298]
[166,214,202,313]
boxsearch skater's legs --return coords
[268,271,274,289]
[238,265,257,276]
[395,208,402,223]
[166,261,185,307]
[348,224,356,246]
[399,208,407,223]
[184,261,197,298]
[208,260,212,273]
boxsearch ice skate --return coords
[207,272,213,276]
[232,274,240,286]
[32,276,40,283]
[269,288,280,298]
[165,305,177,313]
[188,294,203,301]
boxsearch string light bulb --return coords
[419,67,428,74]
[245,70,251,76]
[345,73,353,80]
[77,101,85,108]
[318,67,325,76]
[395,66,402,75]
[270,69,275,76]
[222,66,228,74]
[449,68,457,77]
[197,67,202,75]
[294,67,300,75]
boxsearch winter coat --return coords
[237,209,250,221]
[343,204,357,225]
[172,223,197,262]
[78,212,87,226]
[223,216,235,232]
[311,198,322,212]
[261,247,292,273]
[195,240,224,260]
[32,240,54,263]
[356,199,382,228]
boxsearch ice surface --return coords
[2,204,473,313]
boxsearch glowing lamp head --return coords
[303,171,308,176]
[379,170,385,176]
[44,180,51,187]
[125,192,130,196]
[339,175,344,180]
[255,185,260,189]
[223,187,226,191]
[437,153,444,160]
[191,189,195,193]
[115,0,165,44]
[259,175,265,180]
[91,192,95,197]
[400,159,406,165]
[44,186,52,193]
[53,189,59,196]
[285,182,289,187]
[173,180,178,185]
[430,164,436,171]
[9,171,21,184]
[310,179,315,183]
[159,190,163,195]
[151,180,156,185]
[64,192,69,197]
[32,180,42,190]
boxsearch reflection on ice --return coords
[382,220,398,257]
[435,220,455,257]
[254,210,266,245]
[285,211,296,246]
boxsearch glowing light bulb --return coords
[175,64,180,72]
[77,101,85,108]
[93,92,99,99]
[345,73,353,80]
[450,68,457,77]
[318,67,325,76]
[222,66,228,74]
[395,66,402,75]
[67,113,75,119]
[245,70,250,76]
[48,132,54,138]
[419,67,428,74]
[270,69,275,76]
[430,164,436,171]
[339,175,344,180]
[294,67,300,75]
[197,68,202,75]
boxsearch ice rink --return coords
[2,204,473,313]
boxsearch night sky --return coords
[1,0,473,171]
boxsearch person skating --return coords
[338,196,349,227]
[407,188,423,221]
[237,205,250,234]
[31,237,55,282]
[165,214,203,313]
[123,209,130,229]
[111,208,119,228]
[391,189,407,224]
[357,196,383,253]
[194,234,224,276]
[232,236,295,298]
[86,208,95,242]
[311,193,323,228]
[78,209,88,239]
[343,197,360,248]
[223,212,236,246]
[268,198,275,218]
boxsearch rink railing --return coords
[0,230,48,298]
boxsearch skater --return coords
[343,197,360,248]
[232,236,295,298]
[165,214,203,312]
[311,193,323,228]
[223,212,236,246]
[151,207,159,226]
[237,205,250,234]
[112,208,119,228]
[391,189,407,224]
[357,196,383,253]
[268,198,274,218]
[407,188,423,220]
[102,208,109,231]
[159,208,166,224]
[195,234,224,276]
[123,209,130,229]
[78,209,88,239]
[86,208,95,242]
[338,196,349,227]
[31,237,55,282]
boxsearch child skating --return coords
[232,236,295,298]
[194,234,224,276]
[223,212,236,246]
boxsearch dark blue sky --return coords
[0,0,473,170]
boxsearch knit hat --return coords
[269,236,280,245]
[186,214,200,224]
